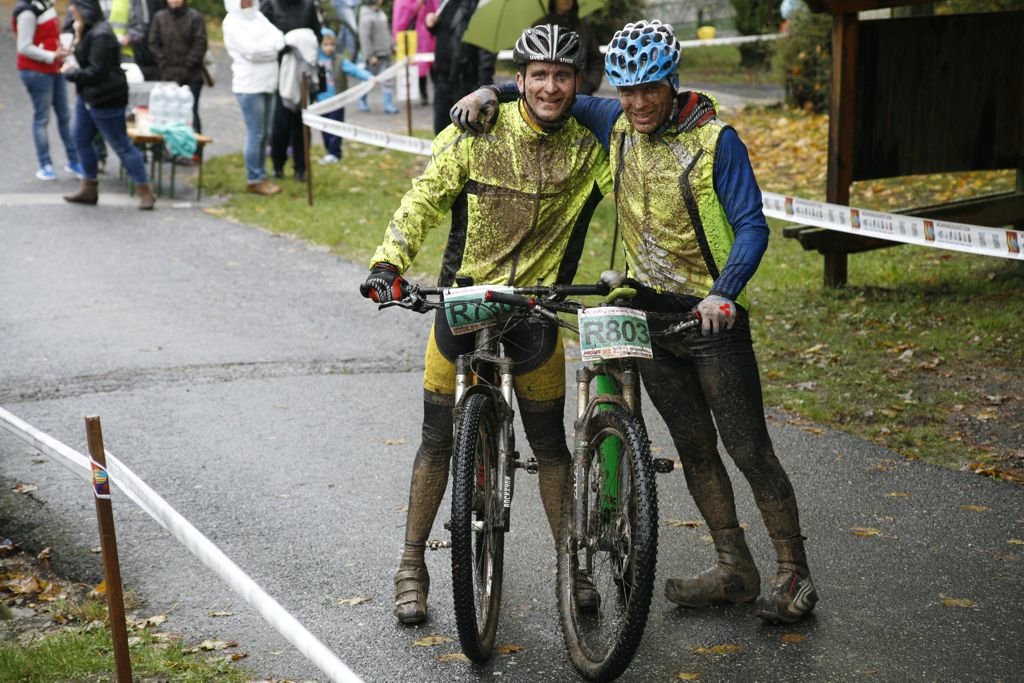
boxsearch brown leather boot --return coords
[136,183,156,210]
[665,527,761,607]
[63,179,98,205]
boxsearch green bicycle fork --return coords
[595,370,621,515]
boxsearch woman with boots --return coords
[61,0,155,209]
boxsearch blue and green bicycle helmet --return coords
[604,20,682,87]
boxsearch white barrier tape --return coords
[0,407,364,683]
[0,407,92,484]
[762,191,1024,261]
[307,59,409,117]
[303,110,432,156]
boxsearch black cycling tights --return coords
[638,323,801,540]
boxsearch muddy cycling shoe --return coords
[574,571,600,612]
[394,565,430,625]
[756,571,818,624]
[664,562,760,607]
[665,527,760,607]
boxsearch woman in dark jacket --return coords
[533,0,603,95]
[149,0,207,133]
[62,0,154,208]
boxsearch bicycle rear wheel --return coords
[556,407,657,681]
[451,391,505,662]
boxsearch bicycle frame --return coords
[453,324,519,532]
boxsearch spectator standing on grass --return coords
[424,0,494,134]
[260,0,320,181]
[533,0,603,95]
[13,0,83,181]
[222,0,284,195]
[62,0,155,209]
[149,0,207,135]
[315,26,372,164]
[357,0,399,114]
[392,0,436,106]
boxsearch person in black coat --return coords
[260,0,320,180]
[533,0,603,95]
[61,0,155,208]
[425,0,495,134]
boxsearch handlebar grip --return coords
[359,282,372,298]
[485,290,535,308]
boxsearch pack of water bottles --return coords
[147,82,195,129]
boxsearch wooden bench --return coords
[126,128,214,200]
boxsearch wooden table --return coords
[126,128,214,200]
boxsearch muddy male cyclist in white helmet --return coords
[360,24,611,626]
[452,19,818,624]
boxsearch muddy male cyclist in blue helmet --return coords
[451,19,818,624]
[360,24,611,626]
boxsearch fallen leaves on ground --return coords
[781,633,807,644]
[666,519,704,528]
[436,652,469,663]
[676,673,702,681]
[412,634,451,647]
[12,482,38,494]
[335,596,373,606]
[186,638,238,653]
[850,527,881,537]
[495,643,525,655]
[939,595,976,608]
[959,505,990,513]
[693,643,744,656]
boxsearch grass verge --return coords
[0,546,251,682]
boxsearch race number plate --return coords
[578,307,653,360]
[443,285,515,335]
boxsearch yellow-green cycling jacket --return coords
[371,100,612,287]
[571,91,771,310]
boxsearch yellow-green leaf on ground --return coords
[959,505,990,512]
[693,643,744,655]
[676,673,702,681]
[437,652,470,663]
[666,519,704,528]
[186,639,237,653]
[781,633,807,644]
[886,492,911,498]
[495,643,525,655]
[335,596,373,606]
[939,594,975,608]
[383,438,408,446]
[413,634,452,647]
[136,613,168,628]
[851,527,882,537]
[207,610,233,617]
[1008,539,1024,546]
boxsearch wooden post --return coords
[302,74,313,207]
[85,416,134,683]
[825,12,859,288]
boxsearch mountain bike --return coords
[381,276,696,675]
[381,280,606,662]
[485,275,698,681]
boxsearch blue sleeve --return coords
[569,94,623,151]
[710,127,770,302]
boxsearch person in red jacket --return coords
[12,0,83,180]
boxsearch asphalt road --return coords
[1,40,1022,683]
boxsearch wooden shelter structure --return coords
[784,1,1024,286]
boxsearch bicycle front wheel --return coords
[556,407,657,681]
[451,391,505,662]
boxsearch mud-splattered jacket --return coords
[371,100,612,287]
[571,92,769,309]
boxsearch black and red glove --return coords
[359,262,407,303]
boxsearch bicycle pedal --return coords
[426,539,451,550]
[653,457,676,473]
[517,457,539,474]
